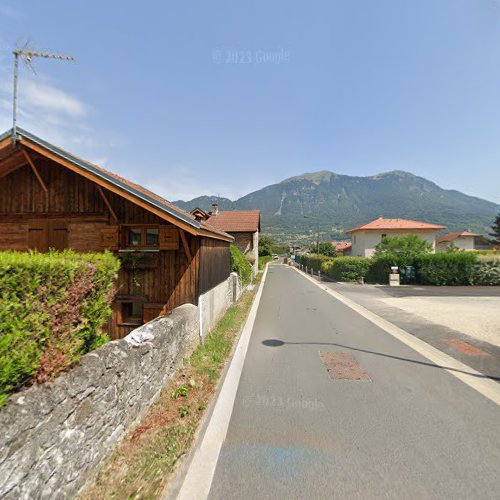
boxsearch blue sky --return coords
[1,0,499,203]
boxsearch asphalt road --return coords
[207,265,500,500]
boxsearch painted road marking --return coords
[292,266,500,407]
[444,338,488,356]
[174,265,270,500]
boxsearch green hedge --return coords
[367,253,416,284]
[230,245,252,285]
[0,250,120,406]
[414,253,477,285]
[321,257,371,282]
[470,256,500,286]
[296,254,329,272]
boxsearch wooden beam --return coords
[0,161,27,180]
[0,135,14,155]
[21,148,48,193]
[20,139,235,243]
[180,230,192,261]
[21,140,200,237]
[97,185,119,222]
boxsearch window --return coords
[381,233,387,240]
[125,227,160,248]
[119,301,143,326]
[146,228,159,246]
[128,228,142,246]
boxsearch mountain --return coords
[174,170,499,244]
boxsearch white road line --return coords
[292,267,500,407]
[175,265,270,500]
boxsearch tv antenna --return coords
[12,43,75,141]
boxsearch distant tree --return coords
[259,236,275,257]
[374,234,433,259]
[314,242,337,257]
[490,210,500,244]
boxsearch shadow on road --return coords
[261,339,500,381]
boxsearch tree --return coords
[490,210,500,245]
[314,242,337,257]
[374,234,433,260]
[259,235,275,257]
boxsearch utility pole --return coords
[303,215,321,254]
[11,47,75,141]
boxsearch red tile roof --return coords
[436,231,480,244]
[207,211,261,233]
[332,241,352,252]
[346,217,446,233]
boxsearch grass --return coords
[258,255,273,270]
[80,280,260,500]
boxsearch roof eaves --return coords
[14,127,200,230]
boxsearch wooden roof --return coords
[0,128,233,242]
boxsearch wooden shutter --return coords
[159,226,179,250]
[48,221,68,251]
[101,225,119,250]
[28,220,49,252]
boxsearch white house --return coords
[435,231,480,252]
[346,217,447,257]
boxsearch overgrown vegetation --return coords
[258,255,273,270]
[230,244,252,284]
[0,250,119,406]
[82,284,259,500]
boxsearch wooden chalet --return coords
[0,128,233,339]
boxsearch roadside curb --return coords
[171,264,269,500]
[292,266,500,407]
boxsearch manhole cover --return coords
[319,351,371,381]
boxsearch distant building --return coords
[346,217,446,257]
[435,231,480,252]
[192,205,261,276]
[332,241,352,256]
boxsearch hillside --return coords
[174,170,499,244]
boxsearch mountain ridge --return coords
[173,170,499,243]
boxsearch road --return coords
[200,265,500,499]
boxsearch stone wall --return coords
[0,304,199,500]
[199,272,243,338]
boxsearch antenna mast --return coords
[12,47,75,141]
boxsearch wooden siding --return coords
[0,155,229,339]
[0,223,28,250]
[199,237,231,295]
